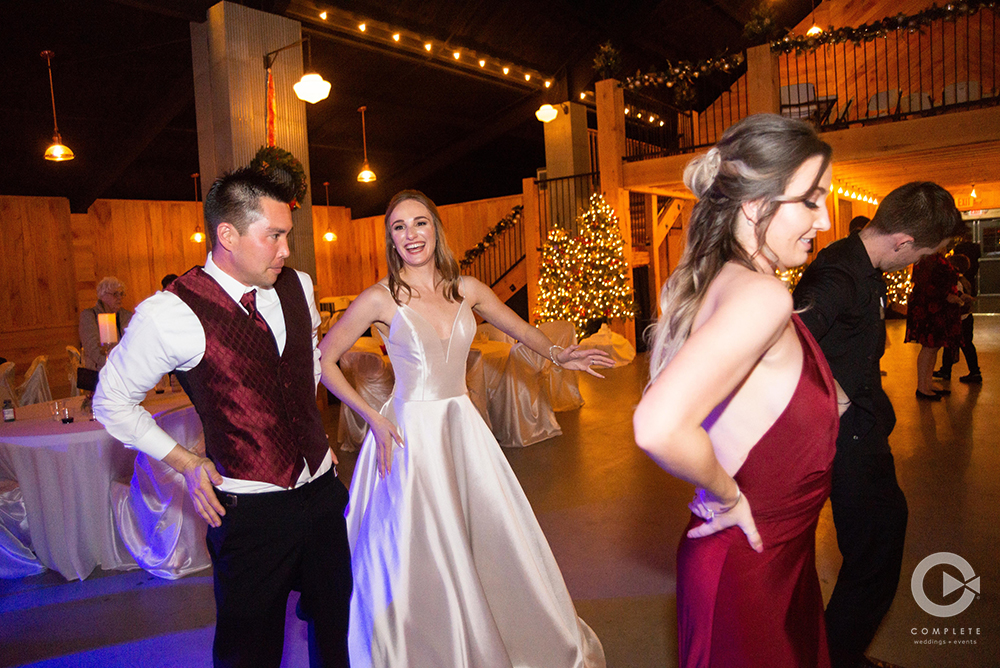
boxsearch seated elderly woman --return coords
[79,276,132,371]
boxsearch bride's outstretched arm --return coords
[463,276,615,376]
[319,284,403,477]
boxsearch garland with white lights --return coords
[623,1,997,97]
[250,145,308,210]
[622,52,746,96]
[771,1,997,54]
[459,206,523,268]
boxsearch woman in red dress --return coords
[905,252,963,398]
[634,114,847,668]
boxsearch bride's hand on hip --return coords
[370,414,403,478]
[687,487,764,553]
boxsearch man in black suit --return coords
[793,182,964,668]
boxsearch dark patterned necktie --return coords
[239,289,271,335]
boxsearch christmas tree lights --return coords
[535,194,636,337]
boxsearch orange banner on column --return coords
[266,68,276,147]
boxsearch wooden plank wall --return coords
[2,192,523,398]
[0,196,78,399]
[312,205,382,300]
[87,200,207,310]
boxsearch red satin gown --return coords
[677,315,837,668]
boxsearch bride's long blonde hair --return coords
[645,114,831,385]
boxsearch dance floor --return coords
[1,317,997,667]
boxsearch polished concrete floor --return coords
[1,317,998,667]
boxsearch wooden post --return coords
[522,177,542,324]
[746,43,780,116]
[595,78,636,346]
[190,2,317,279]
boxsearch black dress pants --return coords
[207,468,352,668]
[825,438,908,668]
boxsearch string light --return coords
[313,9,552,90]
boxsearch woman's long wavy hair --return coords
[646,114,832,385]
[384,189,463,304]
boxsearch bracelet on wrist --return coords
[548,344,564,367]
[716,487,742,514]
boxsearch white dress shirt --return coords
[94,254,332,493]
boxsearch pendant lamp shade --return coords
[41,51,74,162]
[294,72,331,103]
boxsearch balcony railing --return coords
[536,172,601,240]
[779,9,998,129]
[621,8,998,161]
[460,207,525,289]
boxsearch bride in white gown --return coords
[319,190,611,667]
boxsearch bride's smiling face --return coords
[389,199,438,268]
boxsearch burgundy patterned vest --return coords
[167,266,329,487]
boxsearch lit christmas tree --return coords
[535,194,636,337]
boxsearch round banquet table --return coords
[0,392,195,580]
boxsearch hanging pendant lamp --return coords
[357,106,376,183]
[41,51,74,162]
[322,181,337,241]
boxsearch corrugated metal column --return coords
[191,1,317,280]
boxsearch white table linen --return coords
[0,392,196,580]
[110,401,210,580]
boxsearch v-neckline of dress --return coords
[399,298,466,361]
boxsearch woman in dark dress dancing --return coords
[634,114,848,667]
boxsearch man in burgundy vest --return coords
[95,167,351,668]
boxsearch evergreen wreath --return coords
[249,145,308,209]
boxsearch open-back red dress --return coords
[676,315,838,668]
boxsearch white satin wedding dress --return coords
[346,290,605,667]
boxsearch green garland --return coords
[771,1,997,54]
[459,206,523,268]
[249,145,308,209]
[623,52,745,95]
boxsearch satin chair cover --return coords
[476,322,516,345]
[537,320,584,412]
[0,480,45,578]
[490,342,562,448]
[579,323,636,367]
[66,346,82,397]
[17,356,52,406]
[110,406,211,580]
[0,362,16,408]
[338,348,395,452]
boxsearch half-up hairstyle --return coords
[646,114,832,384]
[384,190,463,304]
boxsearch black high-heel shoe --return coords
[915,390,941,401]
